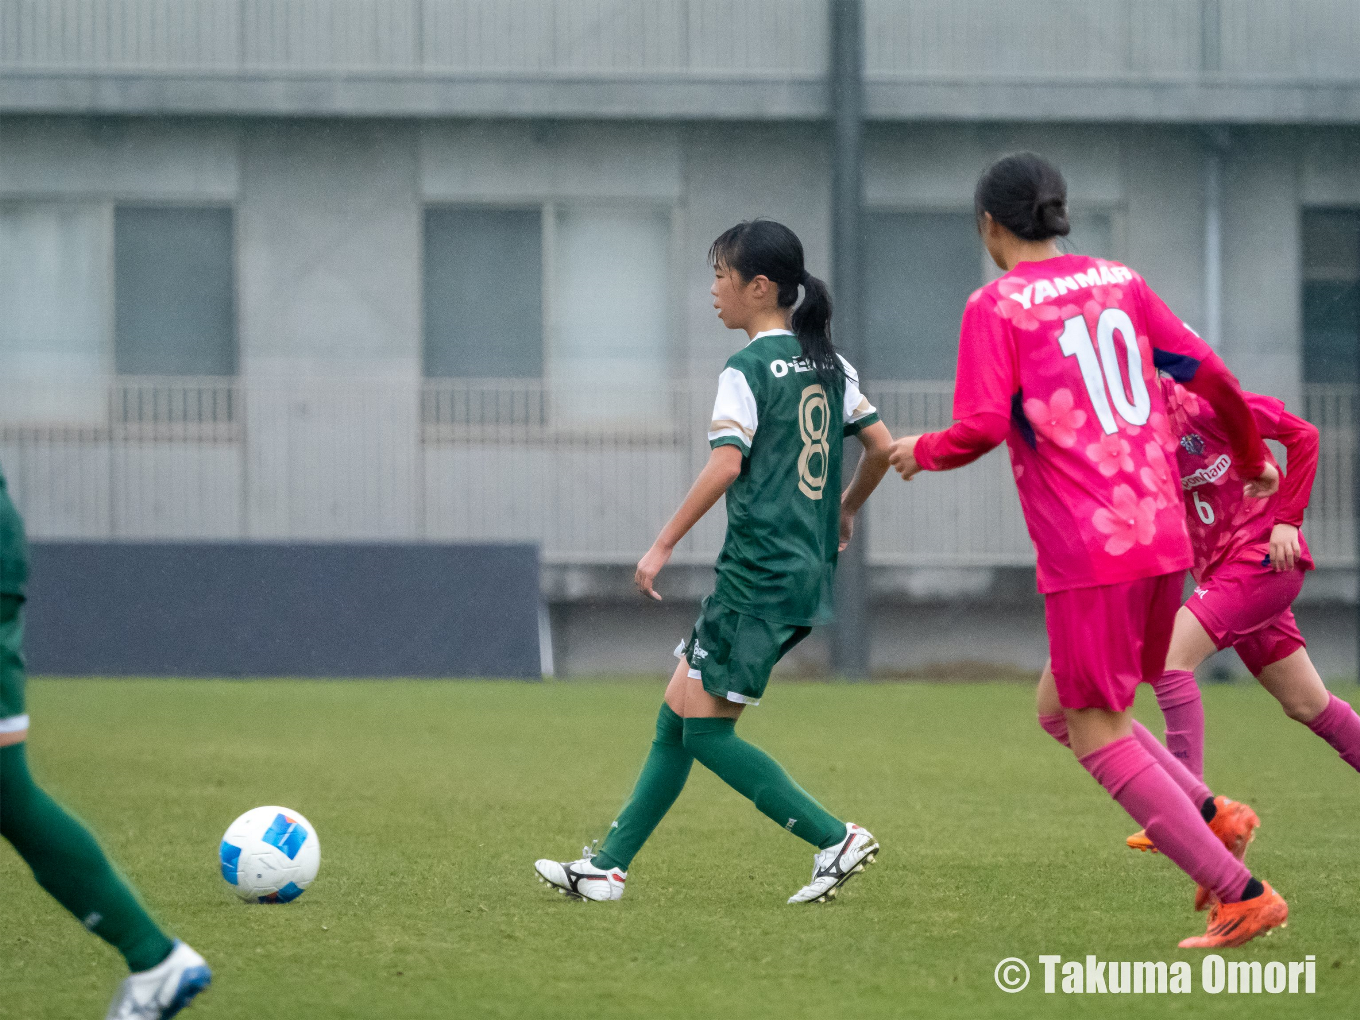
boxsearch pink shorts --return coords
[1046,571,1184,713]
[1186,558,1307,675]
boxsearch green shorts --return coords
[676,597,811,707]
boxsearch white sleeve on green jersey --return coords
[838,356,877,426]
[709,367,758,452]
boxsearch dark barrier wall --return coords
[24,542,542,679]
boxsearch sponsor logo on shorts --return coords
[691,644,709,661]
[995,954,1318,995]
[1194,587,1209,600]
[1182,454,1231,490]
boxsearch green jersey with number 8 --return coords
[707,329,880,627]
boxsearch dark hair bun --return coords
[975,152,1071,242]
[1034,196,1071,238]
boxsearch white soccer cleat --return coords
[534,845,626,902]
[105,940,211,1020]
[787,823,879,904]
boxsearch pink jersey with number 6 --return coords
[1161,378,1318,581]
[914,253,1266,594]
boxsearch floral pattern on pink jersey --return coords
[1085,432,1135,477]
[1084,284,1124,315]
[1139,442,1173,508]
[1162,382,1201,438]
[1093,484,1159,556]
[994,288,1066,331]
[1148,411,1178,452]
[1023,388,1087,448]
[1165,382,1201,418]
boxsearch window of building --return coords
[863,210,1116,381]
[549,206,671,413]
[421,203,673,427]
[0,203,109,380]
[423,207,543,378]
[114,206,236,376]
[1302,210,1360,384]
[864,211,980,380]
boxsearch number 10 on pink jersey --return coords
[1058,308,1151,435]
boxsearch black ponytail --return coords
[709,219,842,386]
[974,152,1071,242]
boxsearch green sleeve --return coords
[844,411,881,437]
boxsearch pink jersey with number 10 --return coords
[917,254,1263,594]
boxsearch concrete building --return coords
[2,0,1359,677]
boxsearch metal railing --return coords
[3,0,1358,83]
[0,376,1354,568]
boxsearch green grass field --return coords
[3,678,1358,1019]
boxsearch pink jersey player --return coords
[1168,380,1316,585]
[891,152,1288,948]
[1135,380,1360,834]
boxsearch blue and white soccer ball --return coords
[219,806,320,904]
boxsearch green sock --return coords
[0,743,175,973]
[682,717,847,849]
[592,703,692,872]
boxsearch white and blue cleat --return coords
[105,940,211,1019]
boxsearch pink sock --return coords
[1080,736,1251,903]
[1154,669,1205,780]
[1038,713,1069,747]
[1131,719,1213,809]
[1306,693,1360,773]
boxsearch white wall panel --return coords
[420,122,682,204]
[0,118,240,200]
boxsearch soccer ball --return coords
[219,806,321,904]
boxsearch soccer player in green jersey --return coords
[0,470,211,1018]
[535,219,893,904]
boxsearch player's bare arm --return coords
[839,420,893,551]
[635,443,743,601]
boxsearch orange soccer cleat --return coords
[1207,797,1261,859]
[1178,882,1288,949]
[1195,797,1263,910]
[1126,829,1157,852]
[1125,797,1262,910]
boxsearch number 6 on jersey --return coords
[1058,308,1151,434]
[1192,489,1215,525]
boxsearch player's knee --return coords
[680,716,735,759]
[680,727,708,757]
[1278,695,1322,725]
[654,703,685,744]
